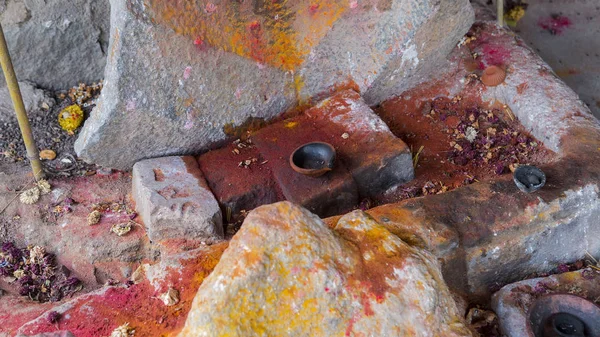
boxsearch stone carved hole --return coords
[154,168,166,182]
[158,186,192,199]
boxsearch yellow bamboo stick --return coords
[0,23,44,181]
[497,0,504,27]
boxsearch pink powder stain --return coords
[309,3,319,15]
[184,118,194,130]
[538,15,572,35]
[235,87,242,99]
[205,2,217,14]
[482,44,511,66]
[194,37,204,46]
[349,0,358,9]
[183,66,192,79]
[184,110,195,129]
[126,99,136,111]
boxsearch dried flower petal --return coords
[87,210,102,226]
[29,246,46,264]
[110,323,135,337]
[13,269,24,279]
[111,221,133,236]
[47,311,61,324]
[159,287,180,306]
[37,180,51,195]
[130,265,146,284]
[20,187,40,205]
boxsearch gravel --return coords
[0,83,103,177]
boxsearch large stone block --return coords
[132,156,223,243]
[75,0,474,169]
[0,0,109,90]
[179,202,472,336]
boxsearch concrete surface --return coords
[513,0,600,119]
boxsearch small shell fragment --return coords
[20,187,40,205]
[159,288,180,306]
[87,210,102,226]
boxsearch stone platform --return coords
[2,17,600,337]
[198,90,413,219]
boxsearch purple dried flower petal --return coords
[47,311,61,324]
[494,163,505,175]
[557,264,570,273]
[487,115,500,123]
[454,156,468,166]
[533,282,549,294]
[581,269,596,280]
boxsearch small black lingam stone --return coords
[513,165,546,193]
[289,142,336,177]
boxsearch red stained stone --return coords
[304,90,414,197]
[252,116,359,217]
[197,144,284,223]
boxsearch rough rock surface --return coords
[18,332,75,337]
[75,0,474,169]
[179,202,471,336]
[132,156,224,243]
[0,81,54,117]
[0,0,109,90]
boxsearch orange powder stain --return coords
[145,0,347,71]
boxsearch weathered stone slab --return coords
[305,90,414,197]
[252,117,359,217]
[75,0,474,169]
[132,156,223,243]
[0,0,109,90]
[179,202,472,336]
